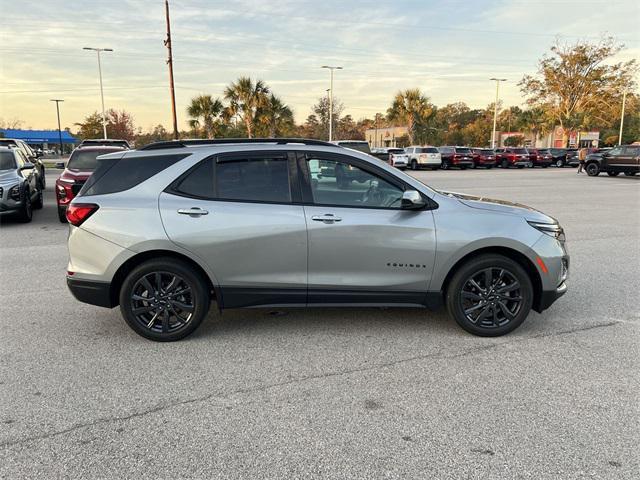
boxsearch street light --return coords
[83,47,113,139]
[321,65,343,141]
[618,89,627,145]
[490,78,507,148]
[50,99,64,155]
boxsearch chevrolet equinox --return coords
[66,139,568,341]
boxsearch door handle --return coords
[311,214,342,223]
[177,207,209,216]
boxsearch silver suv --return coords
[66,139,568,341]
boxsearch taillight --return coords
[66,203,99,226]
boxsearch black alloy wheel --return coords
[585,162,600,176]
[120,258,209,341]
[16,188,33,223]
[624,171,637,176]
[555,159,564,168]
[607,171,620,177]
[446,254,533,336]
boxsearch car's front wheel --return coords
[16,187,33,223]
[586,162,600,176]
[446,254,533,337]
[501,159,509,169]
[119,258,210,341]
[624,171,637,176]
[607,171,620,177]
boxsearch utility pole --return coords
[325,88,330,140]
[321,65,342,142]
[490,78,507,148]
[50,99,64,155]
[83,47,113,139]
[164,0,179,139]
[618,89,627,145]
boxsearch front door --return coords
[300,152,436,306]
[159,152,308,307]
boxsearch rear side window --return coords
[174,154,291,203]
[216,157,290,203]
[79,153,189,197]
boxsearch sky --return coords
[1,0,638,133]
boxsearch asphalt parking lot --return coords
[1,167,638,479]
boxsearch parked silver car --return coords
[0,147,43,222]
[66,139,568,341]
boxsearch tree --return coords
[134,124,172,147]
[518,107,552,145]
[0,118,24,130]
[224,77,270,138]
[387,88,435,144]
[519,37,638,146]
[74,109,136,141]
[256,94,294,137]
[504,135,526,147]
[187,95,224,138]
[312,96,344,140]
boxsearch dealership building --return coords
[0,129,77,154]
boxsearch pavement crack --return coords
[0,320,621,448]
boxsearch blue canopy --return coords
[0,129,77,144]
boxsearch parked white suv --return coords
[405,146,442,170]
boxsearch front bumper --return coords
[67,277,115,308]
[535,281,567,312]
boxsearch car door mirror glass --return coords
[21,161,35,170]
[401,190,426,209]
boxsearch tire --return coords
[39,168,46,189]
[486,165,493,169]
[32,187,43,209]
[517,165,524,169]
[624,171,637,176]
[410,160,418,171]
[555,159,564,168]
[119,258,210,342]
[441,161,449,170]
[446,254,534,337]
[58,207,68,223]
[16,187,33,223]
[542,165,548,168]
[607,171,620,177]
[501,159,509,169]
[585,162,600,176]
[469,163,476,169]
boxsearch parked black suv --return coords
[585,145,639,177]
[549,148,578,168]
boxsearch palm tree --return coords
[257,94,294,137]
[518,107,551,145]
[186,95,224,138]
[386,88,434,144]
[224,77,270,138]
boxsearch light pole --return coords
[321,65,342,141]
[618,89,627,145]
[490,78,507,148]
[50,99,64,155]
[83,47,113,139]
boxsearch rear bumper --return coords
[535,282,567,313]
[67,277,115,308]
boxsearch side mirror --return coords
[55,162,65,169]
[21,162,35,170]
[35,151,43,158]
[401,190,426,210]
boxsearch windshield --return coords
[388,149,405,154]
[0,151,17,170]
[67,149,119,170]
[480,149,494,154]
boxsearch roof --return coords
[0,129,77,143]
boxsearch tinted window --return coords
[0,151,16,170]
[454,147,471,154]
[388,149,405,154]
[623,146,640,155]
[216,156,291,203]
[418,147,439,153]
[307,157,403,209]
[80,153,189,197]
[175,158,214,198]
[67,149,122,170]
[513,148,528,154]
[337,142,371,154]
[480,149,494,154]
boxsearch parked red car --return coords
[526,148,553,168]
[55,145,125,222]
[471,148,497,168]
[495,148,531,168]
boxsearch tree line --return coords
[72,37,637,147]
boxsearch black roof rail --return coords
[138,138,339,151]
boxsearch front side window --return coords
[607,147,623,156]
[307,158,403,209]
[217,156,291,203]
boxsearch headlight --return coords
[9,185,21,201]
[528,221,565,242]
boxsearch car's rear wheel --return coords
[410,160,418,170]
[585,162,600,176]
[624,171,637,176]
[441,161,449,170]
[119,258,210,341]
[58,207,68,223]
[32,187,43,209]
[446,254,533,337]
[555,159,564,168]
[607,171,620,177]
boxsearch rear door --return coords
[615,146,640,171]
[159,151,308,307]
[299,151,436,305]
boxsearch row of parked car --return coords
[370,145,583,170]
